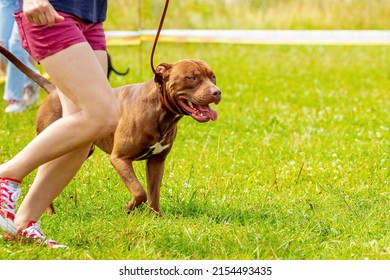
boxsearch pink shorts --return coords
[14,12,106,62]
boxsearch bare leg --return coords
[13,92,91,228]
[5,47,117,229]
[14,144,92,228]
[0,43,120,181]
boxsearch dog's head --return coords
[155,59,221,122]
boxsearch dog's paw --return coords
[125,197,147,213]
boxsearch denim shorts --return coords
[14,11,106,62]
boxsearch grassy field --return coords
[1,42,389,260]
[0,0,389,260]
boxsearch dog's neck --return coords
[154,74,187,116]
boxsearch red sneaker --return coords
[0,178,21,235]
[16,220,68,249]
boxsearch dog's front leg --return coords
[110,154,147,212]
[146,157,165,215]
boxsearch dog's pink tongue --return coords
[199,105,218,121]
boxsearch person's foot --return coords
[0,178,21,235]
[5,100,25,113]
[8,220,69,249]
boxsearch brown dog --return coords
[35,57,221,214]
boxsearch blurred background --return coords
[105,0,390,31]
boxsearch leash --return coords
[149,0,184,115]
[0,45,56,94]
[150,0,170,76]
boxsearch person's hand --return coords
[23,0,65,26]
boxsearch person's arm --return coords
[22,0,64,26]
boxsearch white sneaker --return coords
[5,100,25,113]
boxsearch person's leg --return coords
[4,22,36,112]
[0,43,119,181]
[0,0,14,49]
[12,15,42,108]
[14,95,92,228]
[14,51,109,229]
[23,56,40,107]
[0,56,5,76]
[0,13,119,243]
[0,0,15,77]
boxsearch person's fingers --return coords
[23,1,63,26]
[54,11,65,23]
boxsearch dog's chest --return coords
[133,114,180,161]
[136,139,171,160]
[149,141,170,154]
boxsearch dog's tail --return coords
[0,45,56,94]
[107,53,130,79]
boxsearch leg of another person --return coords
[0,0,14,48]
[0,0,14,80]
[4,23,36,113]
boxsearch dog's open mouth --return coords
[178,98,218,122]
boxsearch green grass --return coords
[1,0,389,261]
[1,43,389,260]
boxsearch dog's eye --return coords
[186,76,196,81]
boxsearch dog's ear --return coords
[155,63,172,84]
[155,63,172,75]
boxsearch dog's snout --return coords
[211,88,222,103]
[211,87,221,97]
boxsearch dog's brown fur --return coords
[0,45,221,215]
